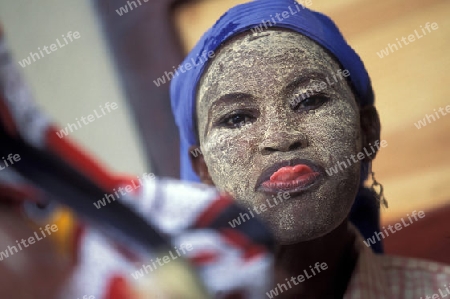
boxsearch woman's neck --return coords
[273,220,358,299]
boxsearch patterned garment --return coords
[345,225,450,299]
[62,178,274,299]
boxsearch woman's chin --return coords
[270,225,332,245]
[262,211,347,245]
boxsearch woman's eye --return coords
[222,114,254,128]
[293,95,329,111]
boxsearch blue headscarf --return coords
[171,0,382,253]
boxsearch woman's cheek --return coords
[202,129,258,193]
[300,101,360,177]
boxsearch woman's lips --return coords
[269,164,315,182]
[256,160,323,195]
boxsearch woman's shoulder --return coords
[346,226,450,298]
[379,253,450,275]
[377,254,450,298]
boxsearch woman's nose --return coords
[258,130,307,155]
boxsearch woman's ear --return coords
[188,145,215,186]
[360,105,381,162]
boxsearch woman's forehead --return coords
[197,30,341,106]
[212,30,333,67]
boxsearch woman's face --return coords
[195,29,362,244]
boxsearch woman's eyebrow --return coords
[284,72,328,92]
[209,92,254,111]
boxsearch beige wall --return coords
[174,0,450,223]
[0,0,147,176]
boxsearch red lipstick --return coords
[256,160,323,195]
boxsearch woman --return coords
[171,0,450,298]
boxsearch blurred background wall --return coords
[0,0,147,176]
